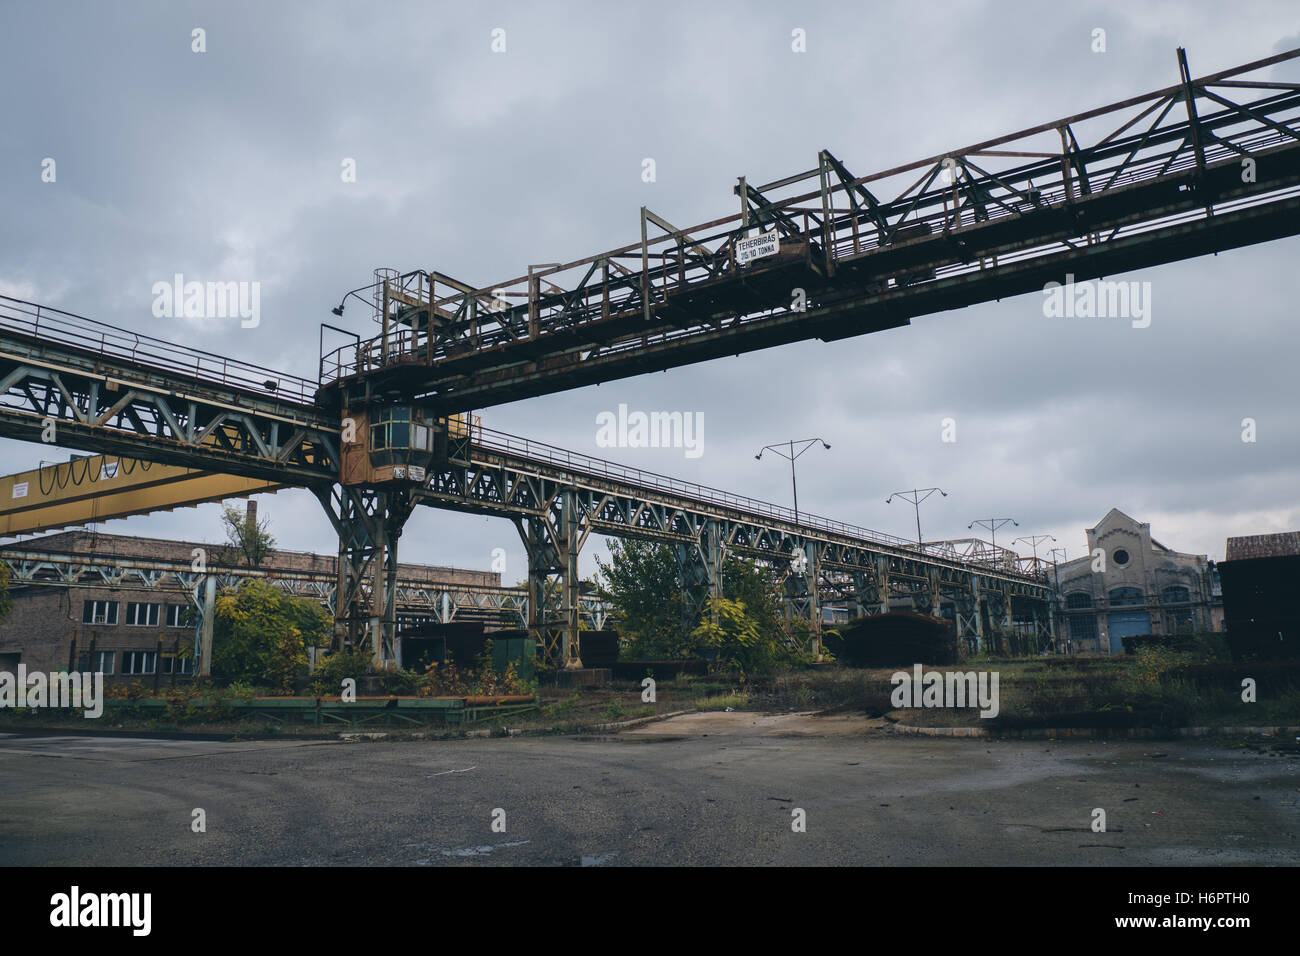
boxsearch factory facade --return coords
[1053,508,1223,653]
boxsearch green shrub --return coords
[309,647,375,697]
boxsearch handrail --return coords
[471,426,1048,582]
[0,295,318,406]
[317,54,1300,385]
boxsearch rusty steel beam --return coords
[311,48,1300,415]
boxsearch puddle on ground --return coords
[409,839,531,863]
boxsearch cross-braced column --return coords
[780,539,822,654]
[314,484,414,667]
[873,553,890,615]
[1033,601,1052,652]
[912,566,941,618]
[514,489,589,668]
[846,570,866,619]
[955,572,984,653]
[193,574,216,677]
[676,518,725,642]
[990,591,1012,656]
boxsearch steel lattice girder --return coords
[312,49,1300,413]
[0,547,609,628]
[0,315,1051,660]
[416,455,1053,661]
[0,336,339,485]
[418,455,1051,601]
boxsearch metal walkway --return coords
[316,48,1300,413]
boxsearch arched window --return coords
[1066,592,1093,609]
[1069,614,1098,643]
[1109,586,1144,606]
[1161,586,1191,604]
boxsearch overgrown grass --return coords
[694,692,750,711]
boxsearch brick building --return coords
[1053,508,1223,653]
[0,529,501,684]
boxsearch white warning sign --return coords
[736,230,779,264]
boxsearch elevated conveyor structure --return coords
[317,49,1300,414]
[8,48,1291,666]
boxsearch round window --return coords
[1112,548,1130,566]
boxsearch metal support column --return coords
[514,489,589,668]
[676,518,725,642]
[781,539,822,654]
[956,573,984,652]
[913,566,941,617]
[874,553,890,615]
[314,484,414,668]
[195,573,216,677]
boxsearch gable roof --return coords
[1090,507,1142,532]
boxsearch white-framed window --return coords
[82,600,119,625]
[121,651,156,675]
[93,651,116,675]
[125,602,160,627]
[166,604,188,627]
[162,655,194,676]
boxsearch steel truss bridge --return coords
[318,49,1300,414]
[0,543,615,674]
[0,319,1052,665]
[3,48,1296,666]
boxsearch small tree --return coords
[219,501,276,568]
[212,579,330,686]
[690,596,775,679]
[593,539,685,658]
[267,627,308,694]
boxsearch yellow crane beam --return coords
[0,454,286,537]
[0,413,480,536]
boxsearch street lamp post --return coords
[886,488,948,547]
[968,517,1019,563]
[1048,547,1067,590]
[755,438,831,526]
[1012,533,1057,570]
[1049,546,1067,654]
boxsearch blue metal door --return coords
[1109,611,1151,652]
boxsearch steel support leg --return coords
[194,574,216,677]
[780,539,821,655]
[514,489,588,669]
[676,518,725,643]
[314,484,414,668]
[873,554,889,616]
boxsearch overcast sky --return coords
[2,0,1297,582]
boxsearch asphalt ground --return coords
[0,716,1296,866]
